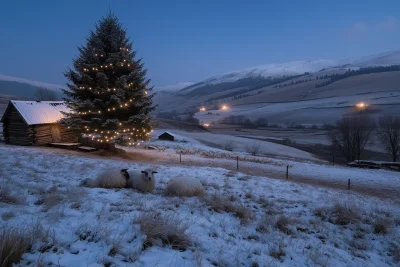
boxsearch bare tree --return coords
[331,115,374,162]
[245,142,264,156]
[34,88,57,101]
[376,115,400,162]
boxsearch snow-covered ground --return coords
[150,129,318,162]
[195,91,400,125]
[0,144,399,266]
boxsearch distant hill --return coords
[0,75,64,100]
[153,49,400,114]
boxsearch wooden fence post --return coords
[348,179,351,190]
[237,156,239,170]
[286,165,289,180]
[180,151,182,163]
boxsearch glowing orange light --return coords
[203,123,210,127]
[221,105,229,111]
[356,102,368,109]
[200,107,206,112]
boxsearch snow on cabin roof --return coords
[5,101,71,125]
[160,131,175,137]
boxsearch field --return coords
[0,129,399,266]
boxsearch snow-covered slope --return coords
[154,82,195,92]
[0,74,62,91]
[178,50,400,94]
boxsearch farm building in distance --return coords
[0,100,77,146]
[158,131,175,141]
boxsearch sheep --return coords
[125,168,157,193]
[81,168,128,189]
[165,177,205,197]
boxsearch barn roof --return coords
[0,101,71,125]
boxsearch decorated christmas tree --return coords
[62,13,156,146]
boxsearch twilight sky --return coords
[0,0,399,88]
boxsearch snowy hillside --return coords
[0,143,399,266]
[177,50,400,94]
[0,74,62,91]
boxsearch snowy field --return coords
[150,129,319,162]
[0,144,399,267]
[195,91,400,125]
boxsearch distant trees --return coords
[376,115,400,162]
[35,87,57,101]
[331,115,374,162]
[254,118,268,127]
[315,65,400,88]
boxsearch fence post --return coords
[348,179,350,190]
[332,155,335,166]
[286,165,289,180]
[180,151,182,163]
[237,156,239,170]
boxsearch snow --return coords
[0,74,63,91]
[178,49,400,93]
[2,101,70,125]
[195,91,400,124]
[0,144,399,266]
[149,129,318,161]
[154,82,195,92]
[0,146,400,266]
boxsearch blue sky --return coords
[0,0,399,88]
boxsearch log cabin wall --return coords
[3,105,32,145]
[30,124,78,145]
[2,104,78,146]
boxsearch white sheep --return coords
[81,168,128,189]
[165,177,205,197]
[125,168,157,193]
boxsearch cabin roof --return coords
[159,131,175,137]
[0,101,70,125]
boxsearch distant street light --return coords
[221,105,229,111]
[356,102,368,110]
[200,107,206,112]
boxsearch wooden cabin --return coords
[158,131,175,141]
[0,100,77,146]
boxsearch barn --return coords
[158,131,175,141]
[0,100,77,146]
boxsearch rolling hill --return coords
[153,50,400,125]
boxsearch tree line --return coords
[315,65,400,88]
[332,115,400,162]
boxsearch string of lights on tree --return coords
[61,13,156,147]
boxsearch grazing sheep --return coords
[125,168,157,193]
[81,168,128,189]
[165,177,205,197]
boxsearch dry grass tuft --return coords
[0,228,30,267]
[36,186,64,211]
[203,194,253,222]
[0,185,22,204]
[331,203,360,225]
[0,223,55,267]
[314,207,328,220]
[373,218,392,234]
[256,215,275,233]
[276,216,293,235]
[134,212,191,251]
[269,241,286,260]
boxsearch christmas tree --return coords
[62,13,156,146]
